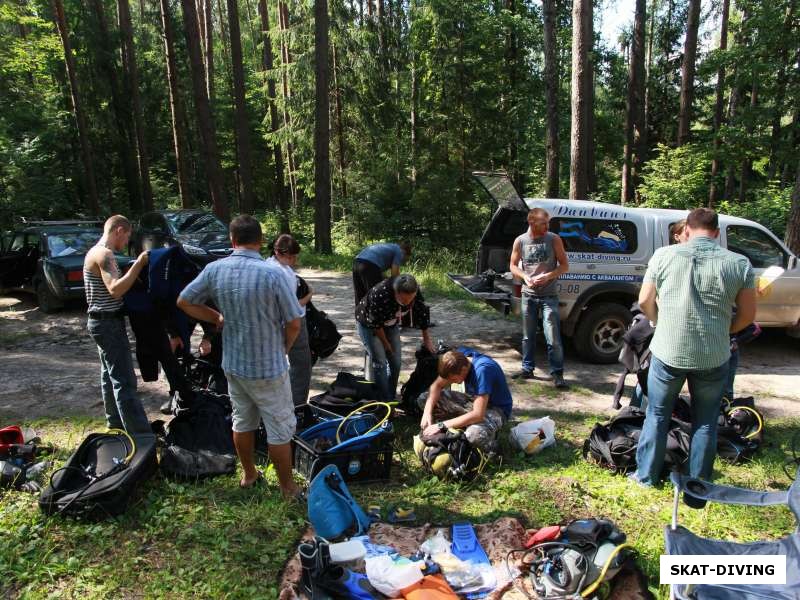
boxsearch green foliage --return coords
[719,182,793,239]
[638,143,711,209]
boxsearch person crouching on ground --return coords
[418,348,513,454]
[633,208,756,505]
[177,215,304,498]
[355,274,434,400]
[83,215,152,438]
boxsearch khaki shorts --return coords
[226,370,296,444]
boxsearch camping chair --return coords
[665,469,800,599]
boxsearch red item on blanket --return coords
[525,525,562,548]
[401,575,458,599]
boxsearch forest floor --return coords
[2,268,800,599]
[1,267,799,423]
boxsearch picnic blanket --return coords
[277,516,651,599]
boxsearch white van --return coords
[448,172,800,363]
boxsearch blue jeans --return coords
[521,295,564,375]
[635,355,728,485]
[357,322,402,400]
[724,348,738,399]
[87,317,152,437]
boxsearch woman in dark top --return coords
[355,274,435,400]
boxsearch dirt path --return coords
[1,268,799,425]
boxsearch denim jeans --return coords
[357,322,401,400]
[288,316,312,406]
[87,317,152,437]
[724,347,738,399]
[635,355,728,485]
[521,295,564,375]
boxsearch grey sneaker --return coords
[511,369,535,380]
[553,374,569,389]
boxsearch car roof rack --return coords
[15,216,104,226]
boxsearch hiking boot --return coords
[553,374,569,389]
[511,369,535,380]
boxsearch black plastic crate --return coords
[292,431,393,483]
[294,403,339,432]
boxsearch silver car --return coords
[449,172,800,363]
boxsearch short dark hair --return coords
[229,215,263,246]
[686,208,718,231]
[273,233,300,256]
[400,240,412,256]
[393,273,418,295]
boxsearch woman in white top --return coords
[267,234,313,406]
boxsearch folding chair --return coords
[665,470,800,599]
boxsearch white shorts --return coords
[226,370,296,444]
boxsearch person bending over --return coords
[177,215,304,498]
[352,241,411,305]
[355,274,433,400]
[418,348,513,453]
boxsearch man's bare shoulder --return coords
[84,245,113,273]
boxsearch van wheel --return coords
[574,302,632,364]
[37,282,63,314]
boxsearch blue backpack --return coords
[307,465,371,540]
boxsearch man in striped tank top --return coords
[632,208,756,505]
[83,215,152,437]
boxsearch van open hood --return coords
[472,171,528,212]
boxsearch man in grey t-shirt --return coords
[509,208,570,388]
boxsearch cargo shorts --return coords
[226,370,296,445]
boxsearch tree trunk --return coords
[118,0,153,211]
[676,0,700,145]
[227,0,255,214]
[258,0,289,231]
[723,78,741,201]
[332,42,347,203]
[314,0,332,252]
[88,0,140,212]
[51,0,100,214]
[768,3,796,180]
[708,0,730,207]
[738,81,757,203]
[783,106,800,188]
[159,0,192,208]
[643,0,655,153]
[278,0,298,205]
[180,0,228,219]
[785,158,800,255]
[569,0,591,199]
[622,0,646,204]
[585,11,596,195]
[543,0,559,197]
[203,0,215,103]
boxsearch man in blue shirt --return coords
[352,241,411,305]
[418,347,512,452]
[178,215,304,498]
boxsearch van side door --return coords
[722,223,800,327]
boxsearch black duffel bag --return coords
[40,432,157,519]
[159,390,237,479]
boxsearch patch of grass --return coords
[4,415,798,598]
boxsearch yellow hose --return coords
[106,428,136,463]
[580,543,634,598]
[335,402,393,444]
[725,405,763,439]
